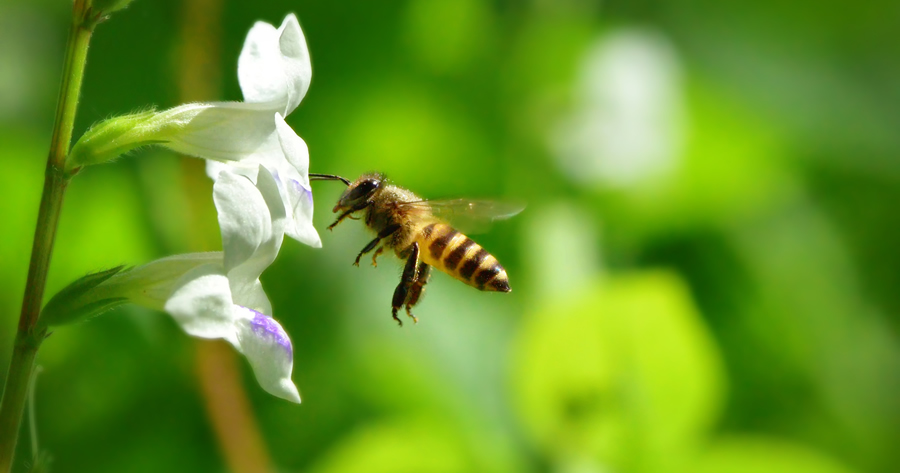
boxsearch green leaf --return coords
[510,271,725,472]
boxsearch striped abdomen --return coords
[418,222,511,292]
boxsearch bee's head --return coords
[333,173,384,212]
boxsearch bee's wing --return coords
[398,199,525,234]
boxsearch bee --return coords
[310,172,523,326]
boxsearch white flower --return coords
[98,165,302,402]
[201,14,319,247]
[160,13,312,166]
[169,166,299,401]
[62,13,321,402]
[67,14,320,247]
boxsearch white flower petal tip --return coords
[277,14,312,114]
[236,307,301,403]
[238,14,311,116]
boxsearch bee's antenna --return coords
[309,173,351,186]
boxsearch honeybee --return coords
[310,172,523,326]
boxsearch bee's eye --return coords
[357,179,379,194]
[343,179,379,203]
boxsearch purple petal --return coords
[291,179,313,203]
[244,307,293,357]
[233,305,300,402]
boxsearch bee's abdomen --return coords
[421,223,511,292]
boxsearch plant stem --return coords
[0,1,95,470]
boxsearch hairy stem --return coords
[0,1,95,470]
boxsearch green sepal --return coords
[39,265,129,328]
[58,297,129,326]
[66,110,162,175]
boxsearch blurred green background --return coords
[2,0,899,472]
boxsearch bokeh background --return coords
[2,0,899,472]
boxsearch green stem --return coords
[0,1,95,470]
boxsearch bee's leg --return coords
[371,246,385,267]
[330,200,374,230]
[354,224,400,266]
[391,242,420,327]
[327,209,357,231]
[404,263,431,323]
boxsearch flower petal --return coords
[229,278,271,316]
[274,113,321,247]
[238,14,311,116]
[234,306,301,403]
[213,167,286,309]
[274,113,309,181]
[277,14,312,114]
[213,170,273,276]
[163,264,239,345]
[238,21,281,104]
[100,252,224,310]
[155,102,284,165]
